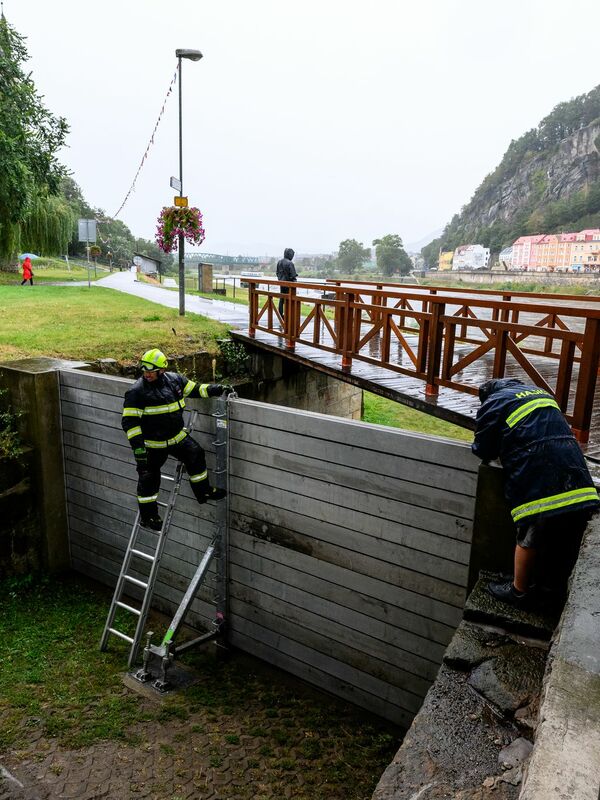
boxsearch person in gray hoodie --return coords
[276,247,297,318]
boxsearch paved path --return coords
[94,270,249,328]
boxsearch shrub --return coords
[0,389,23,461]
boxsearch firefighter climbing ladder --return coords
[99,394,230,677]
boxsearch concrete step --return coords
[463,572,559,640]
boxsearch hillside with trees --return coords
[0,15,172,272]
[422,85,600,267]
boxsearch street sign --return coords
[132,256,143,267]
[174,196,189,208]
[170,176,182,192]
[78,219,97,243]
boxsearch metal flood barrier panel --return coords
[227,400,477,728]
[59,369,479,728]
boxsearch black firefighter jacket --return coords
[472,379,599,526]
[121,372,221,451]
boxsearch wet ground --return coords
[0,578,400,800]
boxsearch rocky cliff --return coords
[472,120,600,229]
[423,85,600,264]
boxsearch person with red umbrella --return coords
[21,256,34,286]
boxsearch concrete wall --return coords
[58,368,479,727]
[520,513,600,800]
[0,450,42,578]
[245,349,363,419]
[425,270,600,287]
[0,358,88,572]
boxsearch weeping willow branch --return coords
[20,194,74,256]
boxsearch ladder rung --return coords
[131,548,155,562]
[157,501,168,508]
[108,628,134,644]
[116,601,141,616]
[124,575,148,589]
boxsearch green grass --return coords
[0,574,400,800]
[0,285,229,363]
[0,258,107,284]
[362,391,472,441]
[421,277,598,296]
[0,576,149,750]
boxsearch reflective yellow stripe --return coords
[138,494,158,503]
[198,384,210,398]
[506,397,560,428]
[127,426,143,439]
[143,400,185,415]
[512,487,599,522]
[183,380,196,397]
[145,430,188,449]
[123,407,143,417]
[189,470,208,483]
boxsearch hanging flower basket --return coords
[155,206,205,253]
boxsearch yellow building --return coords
[439,250,454,271]
[571,230,600,271]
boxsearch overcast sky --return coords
[8,0,600,256]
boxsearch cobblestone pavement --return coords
[0,656,398,800]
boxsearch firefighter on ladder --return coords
[121,349,233,530]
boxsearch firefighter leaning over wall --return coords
[472,378,599,609]
[121,349,233,530]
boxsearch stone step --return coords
[463,572,559,640]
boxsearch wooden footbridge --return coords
[232,278,600,456]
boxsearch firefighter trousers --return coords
[136,435,212,520]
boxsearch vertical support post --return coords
[492,328,508,378]
[398,298,406,330]
[214,393,229,649]
[425,300,444,396]
[248,283,257,338]
[340,291,355,369]
[544,314,556,355]
[371,286,383,326]
[441,321,456,382]
[381,309,391,365]
[285,285,297,351]
[555,338,575,412]
[333,289,342,348]
[458,306,468,341]
[571,317,600,442]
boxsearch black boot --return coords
[487,580,531,609]
[140,515,163,531]
[196,486,227,504]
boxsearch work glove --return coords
[216,384,234,396]
[133,447,148,466]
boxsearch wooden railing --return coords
[246,279,600,442]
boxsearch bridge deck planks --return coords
[233,327,600,454]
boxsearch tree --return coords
[372,234,411,276]
[336,239,371,272]
[0,16,69,262]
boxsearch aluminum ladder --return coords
[135,393,230,691]
[99,410,199,668]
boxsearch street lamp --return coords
[175,48,203,316]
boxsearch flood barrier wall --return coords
[58,368,479,727]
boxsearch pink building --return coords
[511,229,600,271]
[511,235,545,270]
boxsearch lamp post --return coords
[175,48,203,316]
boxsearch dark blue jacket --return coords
[472,379,598,526]
[276,248,297,283]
